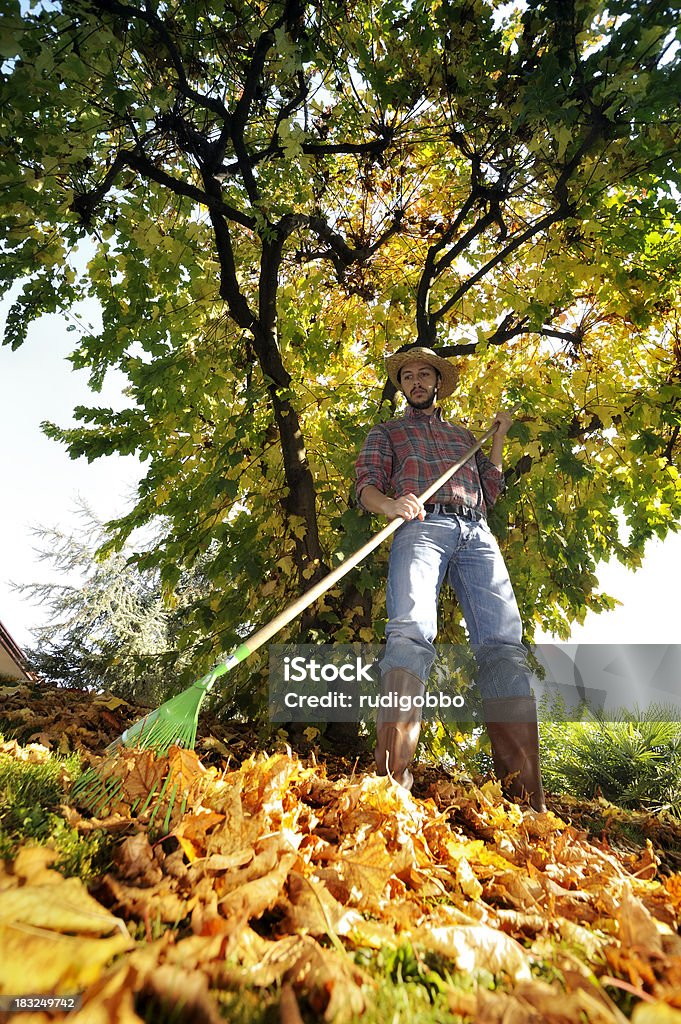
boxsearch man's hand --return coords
[387,493,425,521]
[358,485,425,520]
[493,408,514,437]
[489,408,514,471]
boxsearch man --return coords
[355,346,546,811]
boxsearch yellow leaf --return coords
[229,930,369,1021]
[70,963,143,1024]
[632,1004,681,1024]
[455,856,484,901]
[0,924,133,995]
[7,845,63,885]
[335,831,395,909]
[412,923,531,981]
[0,875,127,936]
[94,695,132,711]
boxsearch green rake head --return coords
[104,661,234,757]
[105,680,211,756]
[71,664,234,827]
[71,761,188,834]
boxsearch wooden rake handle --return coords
[199,405,520,690]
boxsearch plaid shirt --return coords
[355,406,505,516]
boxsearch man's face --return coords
[399,361,439,410]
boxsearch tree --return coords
[2,0,681,705]
[17,506,212,705]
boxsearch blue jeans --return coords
[381,513,532,700]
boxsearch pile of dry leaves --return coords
[1,683,681,1023]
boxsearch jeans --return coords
[381,512,532,700]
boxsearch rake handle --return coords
[200,405,519,690]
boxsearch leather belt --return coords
[423,502,485,522]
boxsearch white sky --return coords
[1,299,680,652]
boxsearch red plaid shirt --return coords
[355,406,505,516]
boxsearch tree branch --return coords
[89,0,231,122]
[431,207,565,322]
[70,149,255,230]
[216,125,395,178]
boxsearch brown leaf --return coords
[475,981,624,1024]
[70,964,144,1024]
[122,749,169,809]
[664,874,681,913]
[99,873,194,923]
[218,851,298,920]
[625,840,660,881]
[283,871,365,938]
[166,746,207,792]
[224,931,369,1023]
[113,834,163,886]
[172,811,226,863]
[0,739,51,763]
[333,830,395,910]
[617,886,665,954]
[280,983,305,1024]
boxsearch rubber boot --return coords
[375,668,424,791]
[483,696,547,812]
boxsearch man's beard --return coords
[405,387,437,410]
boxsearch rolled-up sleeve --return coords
[475,449,506,509]
[355,426,394,509]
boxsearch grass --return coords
[206,945,485,1024]
[0,738,114,880]
[538,704,681,818]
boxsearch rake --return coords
[72,407,516,813]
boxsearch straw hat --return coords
[385,346,459,399]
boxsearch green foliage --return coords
[540,708,681,818]
[17,504,213,705]
[1,0,681,691]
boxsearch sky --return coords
[0,299,142,648]
[1,297,680,654]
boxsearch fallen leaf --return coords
[617,886,665,954]
[0,874,128,936]
[412,923,531,981]
[113,834,163,886]
[218,851,298,920]
[0,924,133,995]
[139,964,223,1024]
[69,964,144,1024]
[99,873,194,923]
[333,830,396,909]
[226,931,369,1022]
[280,982,305,1024]
[9,845,64,885]
[631,1003,681,1024]
[283,871,365,938]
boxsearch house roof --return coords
[0,618,32,682]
